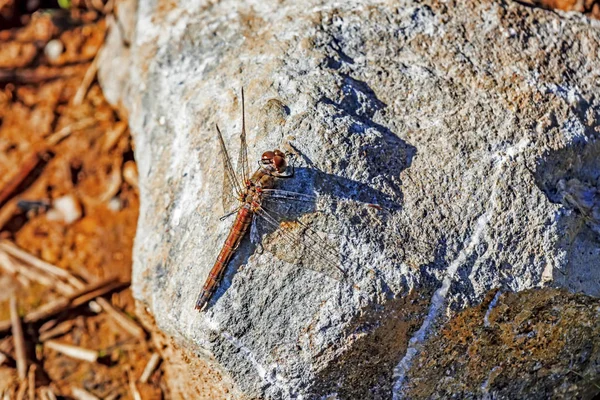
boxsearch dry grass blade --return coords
[127,368,142,400]
[44,341,98,363]
[0,152,42,207]
[0,241,83,288]
[27,365,35,400]
[0,277,127,333]
[103,392,120,400]
[102,121,128,151]
[139,352,161,383]
[72,56,99,106]
[38,320,76,342]
[0,351,7,366]
[10,295,27,381]
[94,298,145,339]
[41,387,57,400]
[0,241,144,338]
[71,387,100,400]
[15,380,27,400]
[25,278,125,323]
[45,118,96,146]
[0,250,75,295]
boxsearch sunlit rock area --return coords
[100,0,600,398]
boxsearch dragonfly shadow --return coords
[315,74,416,207]
[205,75,416,309]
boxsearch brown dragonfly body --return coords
[195,158,284,310]
[195,90,347,311]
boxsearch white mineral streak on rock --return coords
[220,330,298,398]
[483,291,502,328]
[481,366,501,397]
[392,140,529,398]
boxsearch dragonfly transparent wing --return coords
[216,124,243,213]
[236,88,250,186]
[252,205,346,281]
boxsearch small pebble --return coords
[44,39,64,62]
[108,197,122,211]
[47,194,82,224]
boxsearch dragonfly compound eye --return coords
[273,155,287,172]
[261,151,275,164]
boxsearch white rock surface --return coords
[99,0,600,398]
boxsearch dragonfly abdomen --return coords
[195,205,254,310]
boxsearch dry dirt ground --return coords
[0,1,165,398]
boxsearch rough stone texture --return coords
[401,288,600,399]
[99,0,600,398]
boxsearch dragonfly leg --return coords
[219,206,241,221]
[250,216,264,254]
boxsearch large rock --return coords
[99,0,600,398]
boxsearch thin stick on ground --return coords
[94,297,145,339]
[45,118,96,146]
[27,364,36,400]
[10,295,27,381]
[15,380,27,400]
[0,152,42,207]
[38,320,76,342]
[127,367,142,400]
[139,352,161,383]
[0,250,75,295]
[0,241,145,338]
[0,277,127,333]
[41,387,57,400]
[0,241,82,289]
[72,54,99,106]
[44,341,98,363]
[71,387,100,400]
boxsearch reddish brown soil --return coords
[0,2,165,398]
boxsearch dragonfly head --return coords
[261,149,287,173]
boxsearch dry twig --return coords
[0,277,126,333]
[38,320,76,342]
[27,365,35,400]
[45,118,96,146]
[0,250,74,294]
[9,295,27,381]
[95,297,145,339]
[140,352,161,383]
[72,49,100,106]
[71,387,100,400]
[0,152,42,207]
[15,380,27,400]
[0,241,81,289]
[40,387,57,400]
[44,341,98,362]
[1,242,145,339]
[127,367,142,400]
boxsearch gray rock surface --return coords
[99,0,600,398]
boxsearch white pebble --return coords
[44,39,64,62]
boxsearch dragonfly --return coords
[195,90,349,311]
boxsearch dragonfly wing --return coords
[215,124,243,212]
[254,206,346,281]
[236,88,250,186]
[260,189,317,203]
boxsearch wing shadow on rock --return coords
[318,73,416,206]
[206,165,409,309]
[533,139,600,297]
